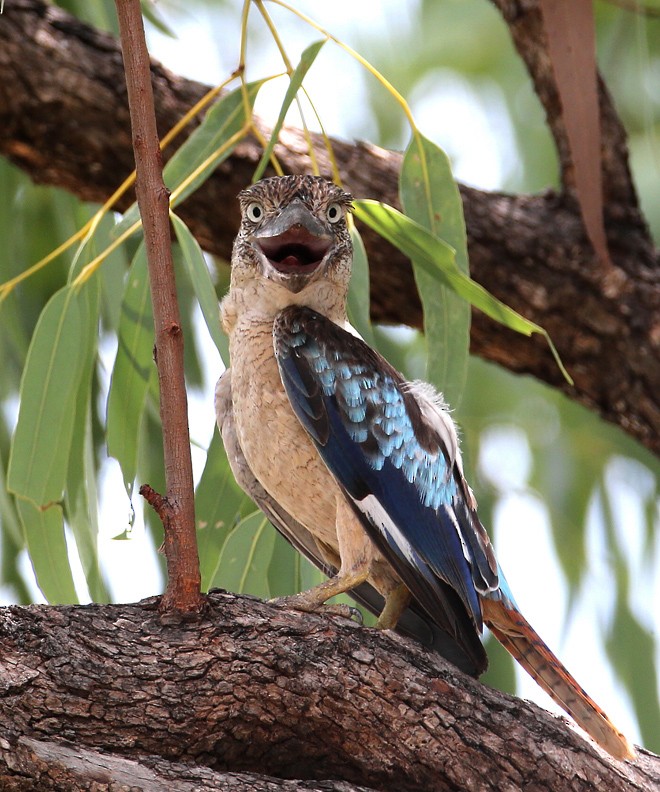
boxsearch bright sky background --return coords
[4,0,658,750]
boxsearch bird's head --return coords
[230,175,353,312]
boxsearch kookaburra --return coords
[216,174,634,760]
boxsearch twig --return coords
[115,0,202,613]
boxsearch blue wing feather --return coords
[275,306,498,665]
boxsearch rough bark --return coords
[0,594,658,792]
[0,0,657,452]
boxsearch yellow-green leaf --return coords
[114,80,265,237]
[253,39,326,181]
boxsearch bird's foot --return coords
[269,594,363,624]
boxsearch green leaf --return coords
[253,40,326,181]
[16,499,78,604]
[267,532,304,598]
[211,511,275,598]
[106,244,153,493]
[114,80,265,236]
[64,275,109,603]
[606,582,660,753]
[400,134,470,406]
[0,447,22,547]
[346,225,375,345]
[167,80,264,207]
[196,428,250,591]
[354,200,572,384]
[171,213,228,363]
[7,287,87,506]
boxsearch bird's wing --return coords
[274,306,498,665]
[215,367,486,676]
[273,309,636,759]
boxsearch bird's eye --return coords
[326,203,343,224]
[245,202,264,222]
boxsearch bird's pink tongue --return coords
[281,254,302,268]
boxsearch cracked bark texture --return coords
[1,594,658,792]
[0,0,657,452]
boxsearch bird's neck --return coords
[221,276,348,337]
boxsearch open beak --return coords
[252,199,332,276]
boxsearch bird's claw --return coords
[269,595,363,625]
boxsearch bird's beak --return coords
[252,199,332,279]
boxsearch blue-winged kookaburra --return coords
[216,174,634,760]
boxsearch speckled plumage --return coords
[217,175,635,760]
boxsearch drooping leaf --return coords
[400,133,470,406]
[0,447,22,548]
[253,39,326,181]
[211,511,275,598]
[540,0,610,266]
[606,577,660,753]
[106,244,153,493]
[64,274,109,603]
[16,499,77,605]
[167,79,264,207]
[346,224,375,345]
[171,213,228,363]
[196,428,251,591]
[354,200,572,383]
[114,80,265,236]
[7,286,87,506]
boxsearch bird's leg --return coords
[270,495,373,621]
[376,583,411,630]
[270,564,370,620]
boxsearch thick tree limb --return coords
[3,737,374,791]
[0,595,658,791]
[0,0,658,453]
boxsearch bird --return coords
[216,173,635,761]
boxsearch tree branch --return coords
[114,0,201,613]
[1,596,658,791]
[0,0,657,453]
[4,736,375,791]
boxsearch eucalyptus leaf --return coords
[64,275,109,603]
[346,224,375,345]
[114,80,265,236]
[171,213,228,363]
[253,40,326,181]
[354,200,572,384]
[211,511,275,598]
[196,428,250,591]
[106,244,153,493]
[16,499,78,605]
[7,286,87,506]
[400,134,470,406]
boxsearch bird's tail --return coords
[482,598,636,761]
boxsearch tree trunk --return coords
[1,594,658,791]
[0,0,657,452]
